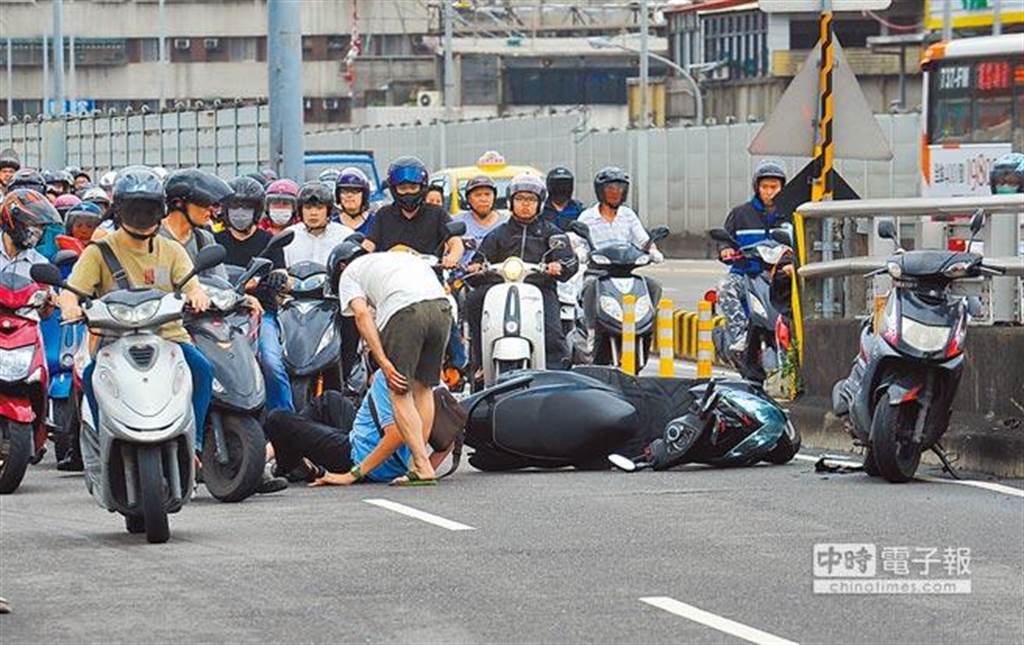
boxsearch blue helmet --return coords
[386,156,429,210]
[990,153,1024,194]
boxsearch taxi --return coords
[430,150,543,216]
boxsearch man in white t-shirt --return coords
[284,182,355,266]
[333,244,451,486]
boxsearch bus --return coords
[920,33,1024,197]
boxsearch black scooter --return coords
[709,228,795,385]
[279,261,342,411]
[832,212,1005,482]
[573,222,669,370]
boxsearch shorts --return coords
[381,299,452,387]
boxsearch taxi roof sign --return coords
[476,151,507,169]
[758,0,891,10]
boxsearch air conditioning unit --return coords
[322,98,341,110]
[173,38,191,51]
[303,98,313,110]
[416,90,442,108]
[204,38,221,51]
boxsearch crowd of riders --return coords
[2,143,1021,497]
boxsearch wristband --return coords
[349,465,364,482]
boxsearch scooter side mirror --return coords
[30,262,65,288]
[548,234,570,251]
[877,219,898,241]
[708,228,736,246]
[969,208,985,235]
[260,229,295,258]
[648,227,670,244]
[175,244,227,292]
[234,257,274,294]
[568,221,593,247]
[52,250,79,267]
[769,228,793,246]
[446,221,468,239]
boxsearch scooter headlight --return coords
[0,346,35,382]
[315,323,336,355]
[900,317,950,353]
[634,295,653,320]
[886,261,902,279]
[207,287,239,311]
[599,295,623,320]
[758,246,787,265]
[108,299,160,325]
[590,254,611,266]
[749,294,768,318]
[634,254,651,267]
[942,260,973,278]
[501,257,525,282]
[294,274,327,293]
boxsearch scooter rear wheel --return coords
[201,414,265,503]
[137,445,170,543]
[871,400,922,483]
[0,420,33,494]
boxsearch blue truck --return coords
[303,151,386,205]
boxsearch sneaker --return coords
[256,471,288,494]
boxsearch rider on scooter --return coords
[541,166,584,232]
[466,173,578,371]
[0,189,60,282]
[990,152,1024,194]
[716,159,793,354]
[162,169,233,279]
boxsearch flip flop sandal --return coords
[389,471,438,487]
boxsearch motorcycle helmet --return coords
[10,168,47,194]
[1,188,61,250]
[318,167,341,188]
[64,201,104,238]
[506,173,547,220]
[298,180,334,208]
[751,159,787,193]
[82,186,112,209]
[0,148,20,173]
[224,175,266,231]
[98,169,118,195]
[335,166,372,214]
[990,152,1024,194]
[593,166,630,208]
[326,238,369,292]
[260,167,278,184]
[112,165,166,234]
[546,166,574,203]
[68,166,91,184]
[386,156,429,211]
[54,193,82,219]
[265,178,300,226]
[164,168,234,216]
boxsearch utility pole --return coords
[942,0,953,41]
[993,0,1002,35]
[441,0,455,169]
[267,0,305,180]
[53,0,65,116]
[42,33,49,116]
[159,0,166,110]
[637,0,650,223]
[6,39,12,119]
[69,35,76,110]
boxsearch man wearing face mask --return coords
[284,182,355,266]
[990,152,1024,195]
[161,169,233,279]
[465,174,578,371]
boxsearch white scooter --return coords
[31,245,226,544]
[467,235,571,389]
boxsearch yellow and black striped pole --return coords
[811,8,834,203]
[622,294,637,376]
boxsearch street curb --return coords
[789,396,1024,479]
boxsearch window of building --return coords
[227,37,258,62]
[140,38,162,62]
[702,10,768,81]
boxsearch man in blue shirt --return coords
[265,370,453,486]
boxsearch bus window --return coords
[973,96,1013,142]
[1015,93,1024,152]
[932,97,972,143]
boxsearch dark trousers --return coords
[264,391,358,473]
[466,283,569,371]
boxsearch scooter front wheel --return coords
[870,400,922,483]
[0,420,33,494]
[202,414,265,503]
[136,445,170,543]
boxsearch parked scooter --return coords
[0,271,50,494]
[573,222,669,370]
[187,247,280,502]
[464,231,572,389]
[30,245,226,542]
[709,228,796,386]
[831,212,1012,483]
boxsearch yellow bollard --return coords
[697,300,714,378]
[621,294,637,376]
[658,299,674,377]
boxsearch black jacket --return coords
[472,217,578,290]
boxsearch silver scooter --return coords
[31,245,226,543]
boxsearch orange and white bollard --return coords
[697,299,714,378]
[658,299,674,377]
[622,294,637,376]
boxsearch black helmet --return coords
[326,238,368,290]
[0,148,20,172]
[164,168,234,211]
[9,168,47,194]
[546,166,574,202]
[464,175,497,214]
[245,171,271,189]
[44,169,74,194]
[297,181,334,208]
[64,201,104,235]
[752,159,787,193]
[593,166,630,207]
[224,176,266,231]
[386,156,429,211]
[1,189,61,249]
[335,166,372,213]
[66,166,90,182]
[113,165,166,231]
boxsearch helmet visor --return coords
[118,199,164,230]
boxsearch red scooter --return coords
[0,270,50,494]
